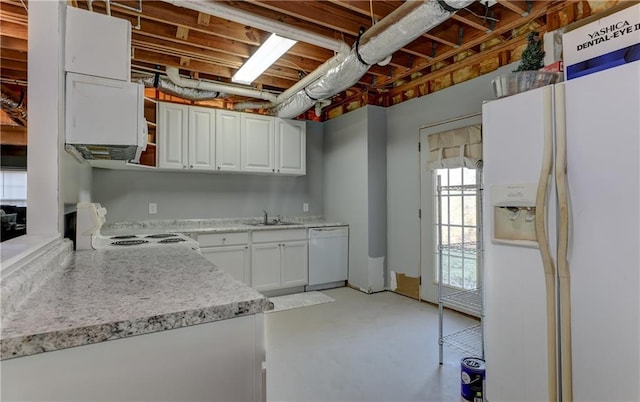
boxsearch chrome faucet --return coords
[263,210,268,225]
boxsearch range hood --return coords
[65,73,146,163]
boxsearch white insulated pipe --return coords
[273,0,474,118]
[161,0,350,54]
[165,67,277,103]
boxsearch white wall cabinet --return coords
[276,118,306,175]
[215,110,242,172]
[157,103,215,170]
[156,103,305,176]
[65,6,131,81]
[241,114,275,174]
[251,229,308,292]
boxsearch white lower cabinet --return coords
[201,245,250,285]
[195,232,250,285]
[251,229,308,292]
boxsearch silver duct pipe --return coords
[165,67,278,103]
[273,0,474,118]
[161,0,350,54]
[0,92,27,124]
[135,75,225,101]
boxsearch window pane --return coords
[449,168,462,186]
[463,259,477,289]
[1,171,27,206]
[463,167,476,185]
[464,195,476,225]
[449,196,463,225]
[436,169,448,187]
[449,226,462,246]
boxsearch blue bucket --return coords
[461,357,485,401]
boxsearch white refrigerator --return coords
[481,58,640,401]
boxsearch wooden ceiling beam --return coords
[248,0,370,37]
[0,68,26,81]
[451,14,491,33]
[0,35,27,52]
[0,48,26,62]
[0,125,27,146]
[0,59,26,72]
[496,0,530,16]
[372,0,558,89]
[0,20,27,40]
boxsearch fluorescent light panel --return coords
[232,33,297,85]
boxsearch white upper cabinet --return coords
[158,103,215,170]
[275,118,306,175]
[158,103,188,169]
[65,6,131,81]
[188,106,216,170]
[241,114,275,173]
[155,103,306,176]
[215,110,242,172]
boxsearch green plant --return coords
[514,31,545,72]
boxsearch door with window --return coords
[419,120,482,305]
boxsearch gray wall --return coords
[386,64,516,295]
[323,106,387,292]
[92,122,323,222]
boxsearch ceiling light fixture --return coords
[232,33,297,85]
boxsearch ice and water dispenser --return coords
[491,183,539,247]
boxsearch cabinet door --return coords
[281,241,308,288]
[276,118,306,175]
[241,114,275,173]
[201,245,250,285]
[251,243,281,292]
[158,102,188,169]
[215,110,241,171]
[188,106,216,170]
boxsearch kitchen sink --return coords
[248,221,298,227]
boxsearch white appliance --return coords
[75,203,200,252]
[482,7,640,401]
[65,73,147,163]
[307,227,349,290]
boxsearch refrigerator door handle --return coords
[554,84,573,402]
[534,87,558,402]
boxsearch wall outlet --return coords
[148,203,157,214]
[303,202,309,212]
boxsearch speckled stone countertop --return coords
[0,246,272,360]
[101,216,347,236]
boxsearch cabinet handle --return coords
[272,168,275,172]
[190,165,193,168]
[222,238,226,243]
[217,166,221,170]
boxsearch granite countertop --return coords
[100,216,348,236]
[0,245,272,360]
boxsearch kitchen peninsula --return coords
[0,240,270,401]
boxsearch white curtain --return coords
[426,124,482,170]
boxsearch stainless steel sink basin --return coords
[248,222,298,227]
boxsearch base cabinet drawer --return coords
[201,245,250,285]
[197,232,250,247]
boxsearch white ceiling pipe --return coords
[273,0,475,118]
[165,67,277,102]
[233,101,272,111]
[275,53,346,104]
[161,0,350,54]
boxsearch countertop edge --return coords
[1,298,271,361]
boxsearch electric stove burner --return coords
[110,235,139,240]
[111,239,150,246]
[158,238,187,243]
[144,233,179,239]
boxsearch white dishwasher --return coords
[307,226,349,291]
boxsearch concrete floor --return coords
[265,287,480,402]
